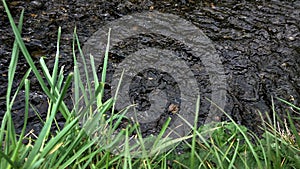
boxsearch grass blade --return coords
[51,27,62,90]
[10,79,30,166]
[0,8,24,168]
[190,95,200,169]
[100,28,111,105]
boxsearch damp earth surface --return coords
[0,0,300,137]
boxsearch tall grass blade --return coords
[100,28,111,104]
[51,27,62,90]
[228,139,239,169]
[277,97,300,111]
[90,54,101,107]
[190,95,200,169]
[0,8,24,168]
[74,32,92,102]
[72,27,80,114]
[10,79,30,167]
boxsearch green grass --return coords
[1,0,300,168]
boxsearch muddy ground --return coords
[0,0,299,136]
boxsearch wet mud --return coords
[0,0,299,136]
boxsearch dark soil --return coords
[0,0,300,136]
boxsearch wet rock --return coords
[29,1,43,9]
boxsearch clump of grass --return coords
[1,0,300,168]
[167,98,300,169]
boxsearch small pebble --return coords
[288,36,295,41]
[30,1,43,9]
